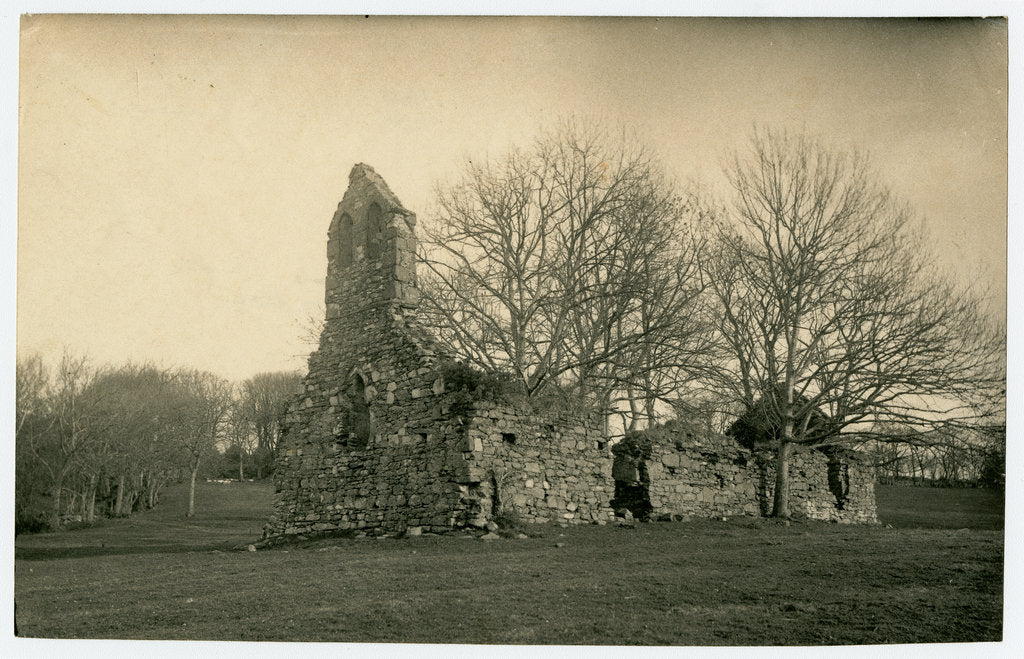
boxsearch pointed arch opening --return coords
[338,212,353,267]
[344,373,373,448]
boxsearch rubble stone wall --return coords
[460,403,615,526]
[263,165,461,536]
[642,427,762,519]
[614,423,878,524]
[264,164,877,540]
[264,165,614,538]
[757,445,878,524]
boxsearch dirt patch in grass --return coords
[13,482,1004,645]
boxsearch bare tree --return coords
[16,354,54,527]
[226,400,256,481]
[16,354,48,439]
[169,369,233,517]
[16,354,179,526]
[237,371,302,477]
[705,128,1004,517]
[16,356,253,527]
[19,351,106,527]
[83,363,181,519]
[298,304,326,354]
[420,119,715,429]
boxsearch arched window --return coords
[366,203,383,260]
[344,374,372,448]
[338,213,353,267]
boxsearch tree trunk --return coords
[771,439,792,518]
[626,386,640,432]
[85,474,97,523]
[186,458,199,518]
[114,473,125,516]
[239,448,245,481]
[127,471,144,513]
[153,474,164,508]
[51,479,64,528]
[146,477,155,509]
[644,392,657,430]
[124,490,138,514]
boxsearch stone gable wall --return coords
[264,165,461,536]
[264,165,615,538]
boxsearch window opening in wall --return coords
[596,440,606,450]
[366,202,383,259]
[502,432,516,445]
[338,212,353,266]
[344,374,372,448]
[827,455,850,510]
[611,459,652,521]
[489,473,502,517]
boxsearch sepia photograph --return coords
[8,5,1012,655]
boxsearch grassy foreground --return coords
[875,483,1005,531]
[14,480,1003,645]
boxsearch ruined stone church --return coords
[262,165,876,539]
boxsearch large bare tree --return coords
[420,120,716,429]
[705,128,1004,517]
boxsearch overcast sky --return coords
[16,15,1007,382]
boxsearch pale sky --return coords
[16,15,1008,382]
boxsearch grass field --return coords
[875,483,1005,530]
[13,479,1004,645]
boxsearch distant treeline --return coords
[861,426,1005,490]
[15,352,300,534]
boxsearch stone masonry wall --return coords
[613,422,878,524]
[757,446,878,524]
[264,163,876,539]
[643,425,761,519]
[263,165,461,536]
[264,165,614,538]
[459,403,615,526]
